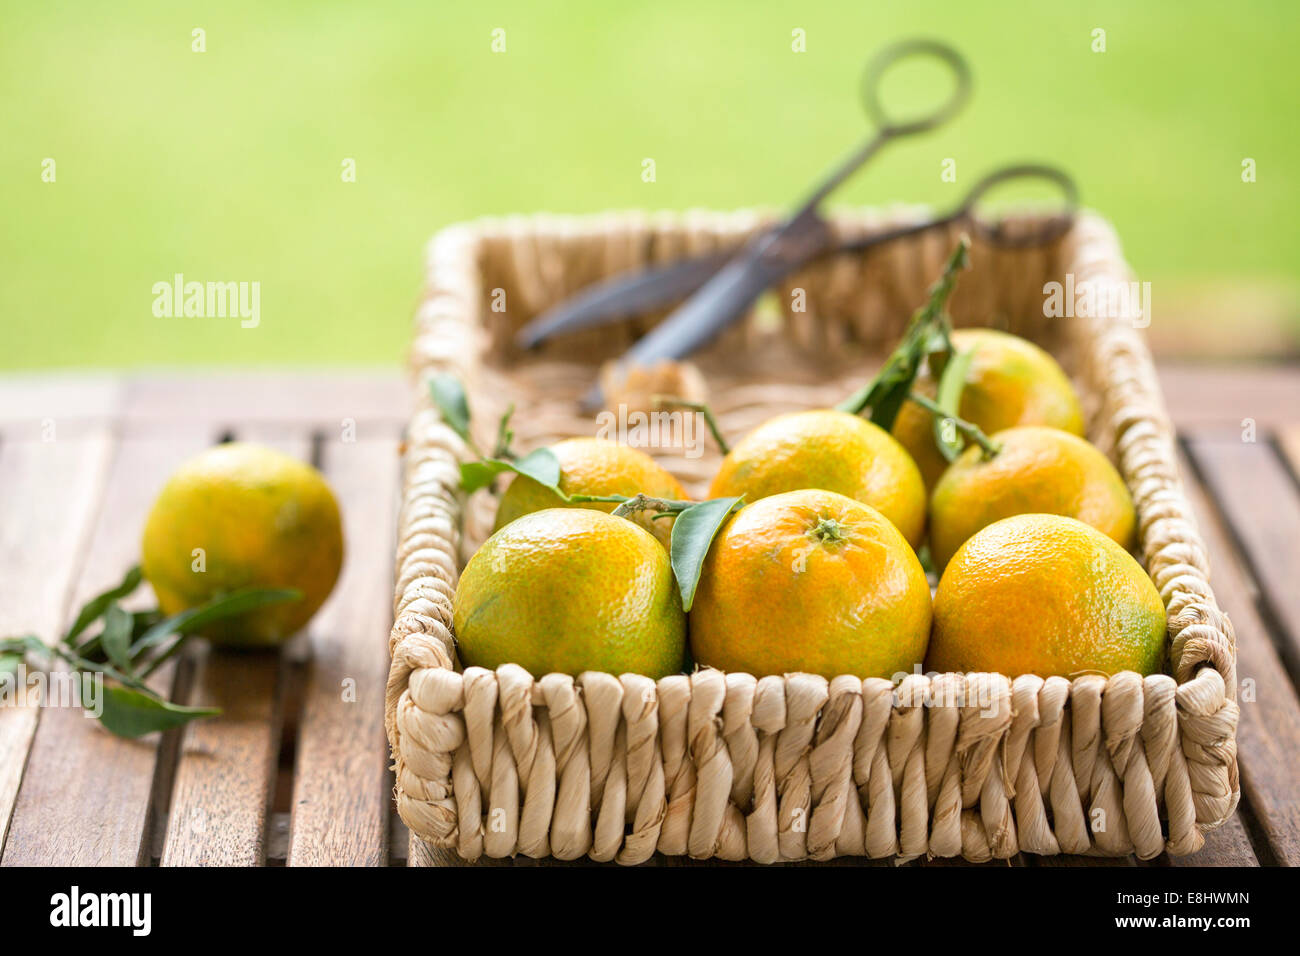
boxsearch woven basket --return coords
[386,208,1240,864]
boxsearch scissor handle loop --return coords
[862,39,972,137]
[959,163,1079,247]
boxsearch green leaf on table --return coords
[669,496,743,612]
[63,565,143,645]
[933,347,977,463]
[1,634,50,659]
[131,587,302,655]
[99,602,135,673]
[131,609,163,638]
[96,686,221,738]
[429,373,472,444]
[460,447,562,495]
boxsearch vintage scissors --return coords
[515,40,1078,408]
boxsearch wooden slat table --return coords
[0,364,1297,867]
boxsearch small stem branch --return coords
[491,403,516,461]
[907,391,1002,459]
[651,395,731,456]
[45,642,155,694]
[571,492,698,517]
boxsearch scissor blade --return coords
[581,217,832,410]
[579,251,792,414]
[618,212,834,368]
[514,251,732,349]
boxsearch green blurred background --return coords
[3,0,1298,370]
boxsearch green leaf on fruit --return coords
[459,447,562,495]
[669,496,743,612]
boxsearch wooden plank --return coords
[160,642,283,866]
[2,432,214,866]
[0,432,114,858]
[1157,363,1300,431]
[1177,445,1300,865]
[122,373,406,433]
[1186,436,1300,680]
[408,837,496,867]
[286,436,398,866]
[160,430,308,866]
[1277,426,1300,483]
[0,373,124,433]
[1164,813,1259,867]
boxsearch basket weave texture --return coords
[386,208,1240,864]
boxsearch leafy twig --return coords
[3,567,301,738]
[836,235,971,429]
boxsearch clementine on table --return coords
[927,514,1165,678]
[141,442,344,646]
[708,409,926,547]
[891,328,1085,490]
[494,437,685,548]
[454,508,686,678]
[928,426,1136,571]
[690,489,931,679]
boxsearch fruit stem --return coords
[906,391,1003,459]
[810,517,846,543]
[651,395,730,455]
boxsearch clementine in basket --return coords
[690,489,931,679]
[928,426,1136,571]
[891,328,1085,490]
[708,409,926,547]
[494,437,685,548]
[141,442,344,646]
[928,514,1165,678]
[454,508,686,678]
